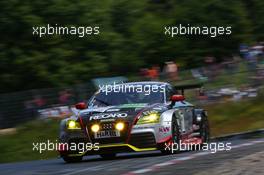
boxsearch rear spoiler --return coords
[174,83,203,95]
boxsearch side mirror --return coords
[75,102,86,110]
[170,95,185,102]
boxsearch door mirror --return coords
[75,102,86,110]
[170,95,185,102]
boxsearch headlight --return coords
[66,120,81,130]
[91,124,100,132]
[136,112,160,125]
[115,122,125,131]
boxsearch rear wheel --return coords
[200,115,210,143]
[100,153,116,159]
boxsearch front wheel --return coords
[160,116,180,154]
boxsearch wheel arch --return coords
[160,109,180,125]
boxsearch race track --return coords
[0,134,263,175]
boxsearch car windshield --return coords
[89,85,165,107]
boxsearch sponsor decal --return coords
[119,103,147,108]
[100,119,115,122]
[94,130,120,138]
[159,126,170,133]
[133,125,155,129]
[90,113,128,120]
[106,108,120,112]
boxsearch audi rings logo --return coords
[90,113,128,120]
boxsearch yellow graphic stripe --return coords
[68,144,157,157]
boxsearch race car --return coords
[58,81,210,163]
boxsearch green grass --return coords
[0,120,60,163]
[0,94,264,163]
[204,95,264,136]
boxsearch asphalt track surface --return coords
[0,135,263,175]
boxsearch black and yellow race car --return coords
[58,82,209,163]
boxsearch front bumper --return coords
[60,132,158,157]
[59,122,171,156]
[67,143,157,157]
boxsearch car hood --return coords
[79,103,167,124]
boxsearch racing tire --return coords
[200,115,210,144]
[100,153,116,159]
[192,114,210,151]
[160,116,180,154]
[62,155,83,163]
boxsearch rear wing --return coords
[174,83,203,95]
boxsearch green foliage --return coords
[0,0,261,92]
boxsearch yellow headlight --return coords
[67,120,81,129]
[136,112,160,125]
[147,114,159,122]
[68,121,76,128]
[91,124,100,132]
[115,122,125,131]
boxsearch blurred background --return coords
[0,0,264,163]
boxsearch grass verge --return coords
[0,120,60,163]
[204,95,264,136]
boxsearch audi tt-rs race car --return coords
[59,82,210,163]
